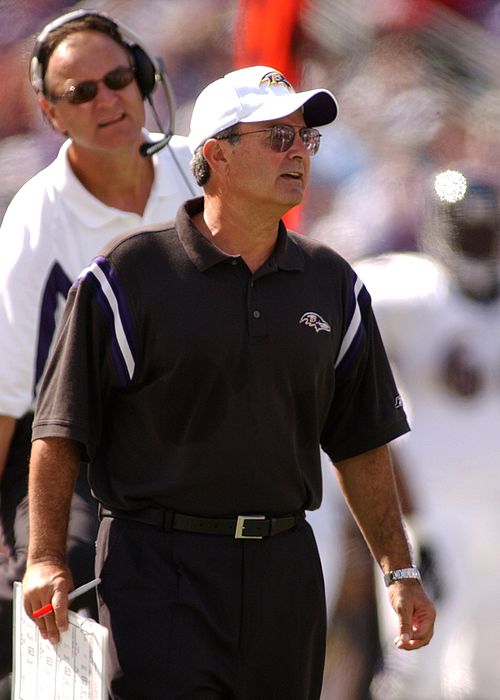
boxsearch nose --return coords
[288,130,309,158]
[287,138,308,160]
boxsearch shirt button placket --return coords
[248,278,267,339]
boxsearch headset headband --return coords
[29,9,161,99]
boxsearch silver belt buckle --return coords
[235,515,265,539]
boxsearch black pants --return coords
[96,515,327,699]
[0,414,99,677]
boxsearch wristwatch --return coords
[384,566,422,587]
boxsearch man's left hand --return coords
[388,579,436,650]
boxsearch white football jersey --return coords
[356,251,500,699]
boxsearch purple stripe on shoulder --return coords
[335,271,367,381]
[84,272,131,386]
[92,256,136,359]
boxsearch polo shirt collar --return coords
[51,132,176,228]
[176,197,305,273]
[272,221,305,272]
[176,197,227,271]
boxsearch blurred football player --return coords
[351,164,500,700]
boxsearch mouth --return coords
[98,113,126,128]
[281,171,303,181]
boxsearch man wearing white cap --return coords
[22,66,435,699]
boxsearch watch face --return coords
[384,567,421,587]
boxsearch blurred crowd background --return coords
[1,0,499,263]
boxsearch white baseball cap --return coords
[187,65,339,154]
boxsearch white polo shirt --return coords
[0,133,199,417]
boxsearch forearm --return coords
[334,444,413,574]
[333,445,436,650]
[391,446,417,516]
[27,437,81,565]
[0,414,16,482]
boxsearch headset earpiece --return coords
[129,44,156,99]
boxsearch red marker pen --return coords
[33,577,101,619]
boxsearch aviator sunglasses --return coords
[219,124,322,156]
[46,65,136,105]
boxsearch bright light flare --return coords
[434,169,467,203]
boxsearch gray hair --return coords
[189,126,241,187]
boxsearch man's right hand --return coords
[22,560,74,644]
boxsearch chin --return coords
[285,193,304,208]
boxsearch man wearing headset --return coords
[0,9,198,692]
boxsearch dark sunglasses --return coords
[221,124,322,156]
[46,65,136,105]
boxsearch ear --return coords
[202,137,230,176]
[39,96,68,135]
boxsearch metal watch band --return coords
[384,566,422,587]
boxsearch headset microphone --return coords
[139,132,172,157]
[140,58,197,196]
[140,57,175,158]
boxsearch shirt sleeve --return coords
[32,255,138,460]
[0,195,57,418]
[320,269,410,462]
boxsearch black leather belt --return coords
[99,506,303,539]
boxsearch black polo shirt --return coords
[33,197,409,516]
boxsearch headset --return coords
[29,9,175,158]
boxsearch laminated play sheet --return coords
[12,582,108,700]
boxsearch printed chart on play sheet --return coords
[12,582,108,700]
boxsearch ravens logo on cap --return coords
[259,71,294,92]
